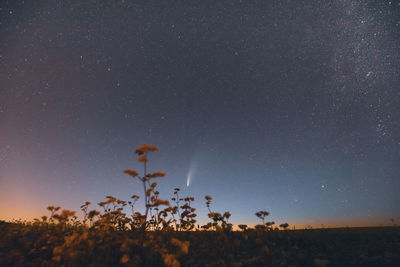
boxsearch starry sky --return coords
[1,1,399,228]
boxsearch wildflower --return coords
[170,237,190,254]
[205,195,212,201]
[266,221,275,228]
[120,254,130,264]
[181,210,190,217]
[106,196,117,203]
[255,210,270,224]
[79,201,91,207]
[280,222,289,229]
[138,155,147,162]
[135,144,150,154]
[153,199,170,206]
[131,194,140,199]
[123,169,138,177]
[117,199,127,205]
[146,188,152,196]
[52,253,62,262]
[47,206,61,212]
[135,144,159,155]
[162,253,180,267]
[60,209,76,219]
[255,224,267,231]
[53,245,63,255]
[238,224,248,231]
[181,203,190,209]
[88,210,100,219]
[149,171,166,178]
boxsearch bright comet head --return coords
[186,173,190,187]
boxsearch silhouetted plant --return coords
[170,188,181,230]
[47,206,61,224]
[238,224,248,231]
[123,144,168,231]
[204,195,232,231]
[80,201,91,225]
[255,224,267,231]
[280,223,289,230]
[95,195,128,230]
[255,211,269,225]
[179,197,197,230]
[265,221,275,230]
[87,210,100,227]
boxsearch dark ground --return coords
[1,221,399,266]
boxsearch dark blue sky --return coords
[1,1,399,227]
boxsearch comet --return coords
[186,172,191,187]
[186,161,197,187]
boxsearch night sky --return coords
[1,1,399,228]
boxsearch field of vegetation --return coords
[1,144,399,266]
[1,221,399,266]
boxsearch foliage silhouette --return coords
[0,144,304,266]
